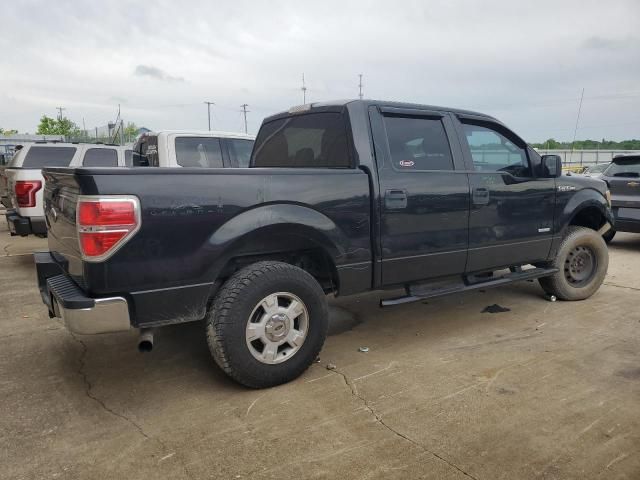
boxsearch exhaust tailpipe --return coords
[138,328,154,353]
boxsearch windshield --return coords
[604,158,640,177]
[586,163,608,173]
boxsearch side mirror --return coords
[541,155,562,178]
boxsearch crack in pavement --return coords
[604,282,640,292]
[68,331,195,479]
[329,367,480,480]
[70,331,151,439]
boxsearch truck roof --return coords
[149,130,256,140]
[264,99,498,123]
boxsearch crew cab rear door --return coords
[452,115,555,272]
[369,106,471,286]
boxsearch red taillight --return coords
[15,180,42,207]
[78,201,136,226]
[76,197,140,261]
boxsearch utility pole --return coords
[358,74,363,99]
[204,101,215,131]
[301,74,307,104]
[240,104,250,134]
[56,106,66,120]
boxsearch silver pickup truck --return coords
[3,143,131,236]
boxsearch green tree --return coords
[0,128,19,136]
[36,115,82,137]
[124,122,138,142]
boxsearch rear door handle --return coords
[472,187,490,206]
[385,189,408,210]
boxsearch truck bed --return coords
[42,167,372,326]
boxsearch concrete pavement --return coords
[1,219,638,479]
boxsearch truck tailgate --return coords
[42,170,84,281]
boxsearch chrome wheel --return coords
[245,292,309,364]
[564,245,597,287]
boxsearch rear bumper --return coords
[5,210,47,237]
[34,252,131,334]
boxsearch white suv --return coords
[3,143,131,237]
[132,131,255,168]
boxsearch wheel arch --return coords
[207,203,347,293]
[561,190,612,234]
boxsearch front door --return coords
[371,107,471,286]
[454,116,556,272]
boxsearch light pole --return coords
[204,101,215,130]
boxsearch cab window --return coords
[22,146,76,167]
[252,113,351,168]
[383,116,453,171]
[83,148,118,167]
[462,123,531,177]
[175,137,223,168]
[227,138,254,168]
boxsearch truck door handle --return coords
[385,189,408,210]
[472,187,490,206]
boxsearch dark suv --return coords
[600,154,640,242]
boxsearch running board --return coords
[380,267,558,307]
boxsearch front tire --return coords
[539,226,608,301]
[206,261,328,388]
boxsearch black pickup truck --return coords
[36,100,614,388]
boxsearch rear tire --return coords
[206,261,328,388]
[539,226,608,301]
[602,228,616,244]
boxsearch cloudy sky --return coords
[1,0,639,142]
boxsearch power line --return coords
[240,104,250,134]
[203,101,215,131]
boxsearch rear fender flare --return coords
[207,203,349,278]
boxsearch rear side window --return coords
[383,116,453,171]
[124,150,133,167]
[22,146,76,167]
[252,112,351,168]
[82,148,118,167]
[175,137,223,168]
[227,139,254,167]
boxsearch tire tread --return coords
[205,261,327,388]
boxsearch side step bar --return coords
[380,267,558,307]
